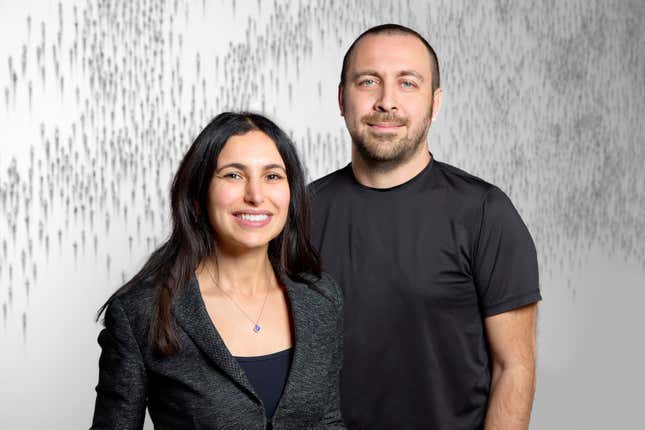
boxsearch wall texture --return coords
[0,0,643,428]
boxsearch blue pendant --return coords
[253,324,261,333]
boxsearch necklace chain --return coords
[205,264,270,334]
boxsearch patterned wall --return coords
[0,0,643,428]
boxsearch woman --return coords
[91,112,345,429]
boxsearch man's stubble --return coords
[348,106,433,173]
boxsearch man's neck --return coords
[351,146,431,189]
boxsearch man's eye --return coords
[401,81,416,89]
[359,79,376,87]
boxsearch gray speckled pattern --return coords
[0,0,643,428]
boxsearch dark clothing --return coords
[91,273,345,430]
[309,159,541,429]
[236,348,294,420]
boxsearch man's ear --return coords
[338,84,345,116]
[431,87,443,122]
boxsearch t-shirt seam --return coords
[472,185,497,273]
[349,158,434,193]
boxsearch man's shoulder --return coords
[434,161,529,233]
[433,160,493,190]
[429,160,528,225]
[434,161,520,206]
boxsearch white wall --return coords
[0,0,643,428]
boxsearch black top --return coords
[235,348,294,420]
[309,158,541,429]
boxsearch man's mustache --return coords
[362,113,407,126]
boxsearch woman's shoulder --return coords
[102,280,159,329]
[291,271,343,310]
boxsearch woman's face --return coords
[206,130,291,253]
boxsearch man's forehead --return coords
[348,33,432,73]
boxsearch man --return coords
[309,24,541,429]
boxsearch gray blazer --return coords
[91,272,345,429]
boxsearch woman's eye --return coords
[224,172,243,180]
[266,173,284,181]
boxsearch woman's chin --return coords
[219,234,278,255]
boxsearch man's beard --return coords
[350,110,432,170]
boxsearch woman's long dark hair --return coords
[97,112,321,355]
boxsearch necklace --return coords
[205,265,271,334]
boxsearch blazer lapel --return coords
[172,275,256,395]
[273,275,328,419]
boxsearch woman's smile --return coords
[233,210,274,227]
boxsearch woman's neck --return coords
[198,247,277,297]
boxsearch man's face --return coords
[340,33,438,165]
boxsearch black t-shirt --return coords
[308,158,541,429]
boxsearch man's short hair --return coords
[339,23,440,92]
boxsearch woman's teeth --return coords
[238,214,269,221]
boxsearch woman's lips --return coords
[232,211,273,227]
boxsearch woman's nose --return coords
[244,178,264,205]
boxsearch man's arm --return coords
[484,303,538,430]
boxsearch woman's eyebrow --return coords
[263,163,286,172]
[216,162,246,172]
[216,162,286,172]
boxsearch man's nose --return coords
[374,82,398,112]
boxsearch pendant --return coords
[253,324,261,333]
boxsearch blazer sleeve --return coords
[91,297,147,430]
[318,273,347,429]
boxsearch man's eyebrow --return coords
[216,162,286,172]
[397,70,424,81]
[349,69,380,80]
[350,69,425,81]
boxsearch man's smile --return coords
[368,122,404,130]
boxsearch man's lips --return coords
[367,122,405,131]
[369,122,403,127]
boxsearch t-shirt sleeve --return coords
[473,186,541,317]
